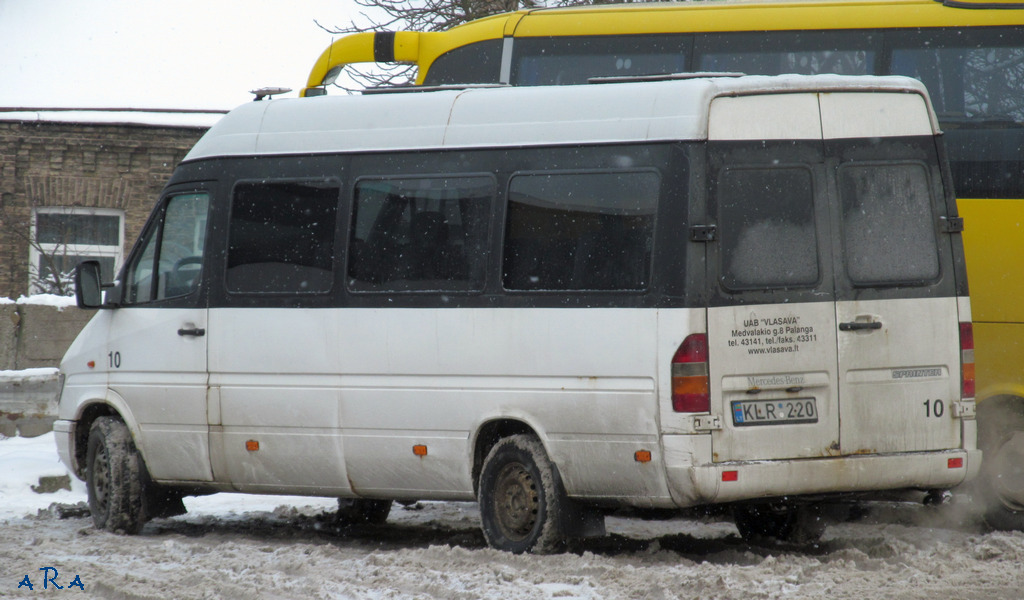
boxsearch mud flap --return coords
[552,465,606,539]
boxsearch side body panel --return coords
[106,307,212,481]
[208,307,670,502]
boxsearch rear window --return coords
[717,166,820,290]
[838,162,940,285]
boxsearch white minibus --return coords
[55,74,978,552]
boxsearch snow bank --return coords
[3,433,1024,599]
[0,433,84,520]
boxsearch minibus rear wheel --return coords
[85,417,147,534]
[478,434,566,554]
[733,503,825,544]
[978,400,1024,531]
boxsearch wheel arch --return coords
[471,418,542,496]
[70,392,140,479]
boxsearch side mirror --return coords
[74,261,104,309]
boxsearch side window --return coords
[347,176,493,292]
[717,166,819,290]
[697,30,876,77]
[889,29,1024,124]
[888,28,1024,199]
[838,163,940,285]
[124,193,209,305]
[226,181,339,294]
[503,171,659,291]
[422,39,503,86]
[512,35,690,86]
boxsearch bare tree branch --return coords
[314,0,604,91]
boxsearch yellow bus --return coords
[301,0,1024,530]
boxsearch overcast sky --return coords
[0,0,363,111]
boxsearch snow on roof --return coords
[0,108,226,129]
[184,74,937,162]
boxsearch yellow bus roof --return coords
[303,0,1024,93]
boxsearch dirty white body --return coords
[54,75,979,510]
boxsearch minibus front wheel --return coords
[478,434,567,554]
[85,417,147,534]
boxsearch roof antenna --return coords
[250,87,292,101]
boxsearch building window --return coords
[30,207,124,296]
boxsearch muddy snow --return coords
[3,434,1024,599]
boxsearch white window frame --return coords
[29,207,125,296]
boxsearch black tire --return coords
[977,401,1024,530]
[85,417,147,534]
[478,434,566,554]
[733,504,825,544]
[337,498,393,526]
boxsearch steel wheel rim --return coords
[493,462,539,541]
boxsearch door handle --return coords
[177,327,206,337]
[839,321,882,331]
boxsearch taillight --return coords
[960,322,975,399]
[672,333,710,412]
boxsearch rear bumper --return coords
[663,434,981,507]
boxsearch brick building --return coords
[0,110,220,298]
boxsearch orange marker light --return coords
[245,440,260,452]
[413,444,428,457]
[722,470,739,482]
[635,450,652,463]
[87,361,96,369]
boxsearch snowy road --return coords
[5,495,1024,598]
[3,435,1024,599]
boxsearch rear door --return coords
[705,93,842,462]
[824,93,963,454]
[705,90,963,463]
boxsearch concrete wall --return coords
[0,370,60,438]
[0,303,93,437]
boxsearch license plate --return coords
[731,398,818,427]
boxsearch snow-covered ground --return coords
[3,433,1024,599]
